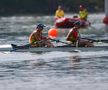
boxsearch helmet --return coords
[79,5,84,10]
[36,23,45,29]
[80,5,83,8]
[58,5,62,8]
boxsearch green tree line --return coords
[0,0,104,16]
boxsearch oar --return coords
[75,40,79,47]
[50,38,69,44]
[81,38,108,43]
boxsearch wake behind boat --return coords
[0,43,108,52]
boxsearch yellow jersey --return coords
[79,9,88,20]
[55,9,64,18]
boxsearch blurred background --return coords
[0,0,104,16]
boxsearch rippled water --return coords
[0,14,108,90]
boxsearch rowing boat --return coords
[0,44,108,52]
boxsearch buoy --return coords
[48,28,58,39]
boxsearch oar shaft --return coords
[81,38,108,43]
[50,39,69,44]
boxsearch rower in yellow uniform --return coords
[79,5,88,20]
[55,5,65,19]
[66,21,93,47]
[29,24,54,47]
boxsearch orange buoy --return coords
[48,28,58,39]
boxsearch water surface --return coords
[0,14,108,90]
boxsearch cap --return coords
[79,5,84,10]
[36,23,46,29]
[58,5,62,9]
[80,5,83,8]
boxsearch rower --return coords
[66,21,94,47]
[29,23,54,47]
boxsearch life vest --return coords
[68,28,79,43]
[79,9,88,20]
[29,35,37,44]
[55,10,64,18]
[29,31,42,44]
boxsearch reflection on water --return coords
[0,14,108,90]
[0,52,108,90]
